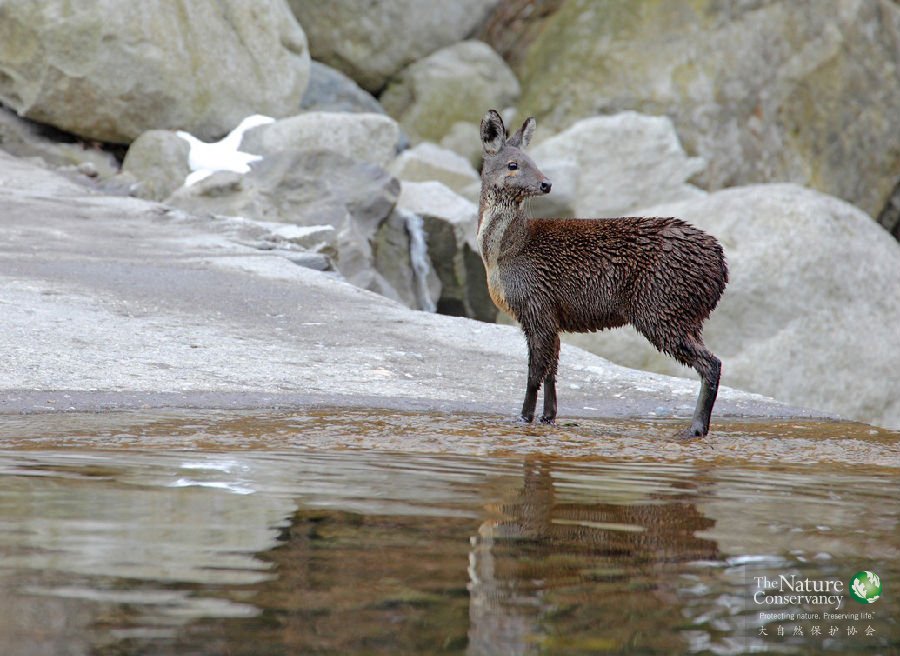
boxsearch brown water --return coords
[0,410,898,655]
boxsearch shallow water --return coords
[0,410,897,655]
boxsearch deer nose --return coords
[540,180,552,194]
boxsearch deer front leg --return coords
[521,328,557,423]
[540,335,561,424]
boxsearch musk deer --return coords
[477,110,728,438]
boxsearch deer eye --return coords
[507,162,518,171]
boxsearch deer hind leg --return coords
[672,335,721,437]
[521,328,559,423]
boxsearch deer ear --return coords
[480,110,506,155]
[508,117,536,149]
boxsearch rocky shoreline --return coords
[0,151,814,426]
[1,0,899,429]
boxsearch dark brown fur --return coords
[478,110,728,437]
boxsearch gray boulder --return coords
[565,184,900,430]
[288,0,500,93]
[241,112,400,168]
[167,149,402,298]
[529,112,705,218]
[0,0,310,143]
[380,41,520,144]
[122,130,191,201]
[388,142,480,196]
[508,0,900,220]
[439,121,484,170]
[300,61,387,115]
[397,181,495,322]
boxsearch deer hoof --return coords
[675,425,705,439]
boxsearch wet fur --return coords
[478,110,728,437]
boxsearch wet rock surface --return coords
[373,209,442,311]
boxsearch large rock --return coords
[167,150,402,299]
[505,0,900,219]
[380,41,520,144]
[0,105,119,178]
[287,0,499,93]
[300,61,387,115]
[240,112,400,168]
[388,142,480,196]
[0,0,310,143]
[397,181,495,322]
[564,184,900,430]
[439,121,485,170]
[122,130,191,201]
[529,112,704,218]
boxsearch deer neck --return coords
[477,187,528,268]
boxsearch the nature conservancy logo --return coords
[753,574,845,610]
[849,571,882,604]
[749,570,883,642]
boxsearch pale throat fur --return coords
[477,187,527,316]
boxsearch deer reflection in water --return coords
[467,460,719,655]
[192,460,720,655]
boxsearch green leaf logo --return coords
[849,571,882,604]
